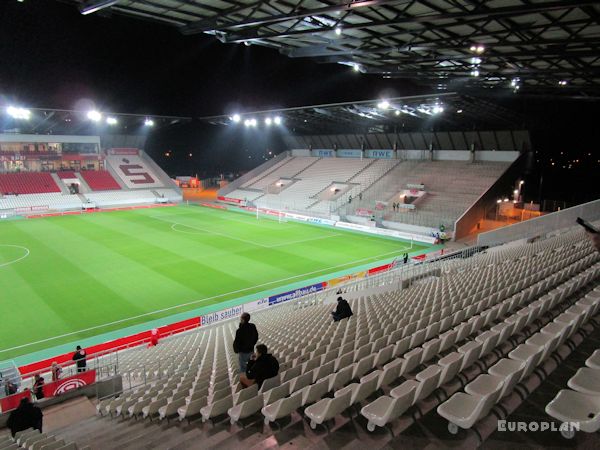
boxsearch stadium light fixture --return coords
[395,110,401,116]
[497,199,502,204]
[144,118,155,127]
[558,80,568,86]
[6,106,31,120]
[80,0,119,15]
[265,117,273,126]
[432,105,444,114]
[87,110,102,122]
[456,109,463,114]
[377,100,390,110]
[503,198,509,202]
[335,26,342,36]
[352,63,360,72]
[106,117,118,125]
[250,118,257,127]
[470,69,480,77]
[274,116,282,125]
[232,114,241,123]
[519,180,525,185]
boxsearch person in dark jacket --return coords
[72,346,87,372]
[233,313,258,373]
[239,344,279,389]
[33,375,45,400]
[7,397,43,437]
[332,297,353,322]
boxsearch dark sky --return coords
[0,0,415,116]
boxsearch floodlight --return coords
[470,69,480,77]
[232,114,241,123]
[144,118,154,127]
[456,109,463,114]
[265,117,272,126]
[335,27,342,36]
[250,118,257,127]
[273,116,282,125]
[106,117,118,125]
[377,100,390,110]
[87,110,102,122]
[471,57,482,65]
[519,180,524,185]
[353,63,360,72]
[6,106,31,120]
[476,45,485,54]
[497,199,502,204]
[514,189,519,194]
[504,198,509,202]
[432,105,444,114]
[80,0,119,15]
[244,119,251,127]
[395,110,400,116]
[558,80,568,86]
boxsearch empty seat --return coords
[545,390,600,435]
[228,394,264,424]
[305,390,352,429]
[567,368,600,395]
[261,393,302,425]
[361,380,417,432]
[200,395,234,422]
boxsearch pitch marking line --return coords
[0,246,411,353]
[0,245,30,268]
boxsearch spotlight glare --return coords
[470,69,480,77]
[353,63,360,72]
[87,110,102,122]
[395,110,400,116]
[335,26,342,36]
[274,116,282,125]
[377,100,390,110]
[558,80,568,86]
[144,118,155,127]
[106,117,118,125]
[476,45,485,54]
[244,119,251,127]
[6,106,31,120]
[456,109,463,114]
[232,114,241,123]
[432,105,444,114]
[265,117,272,126]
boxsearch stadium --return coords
[0,1,599,449]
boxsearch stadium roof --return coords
[66,0,600,94]
[198,92,529,133]
[0,107,191,135]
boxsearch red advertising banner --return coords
[42,370,96,398]
[217,196,241,204]
[0,390,32,413]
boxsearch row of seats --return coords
[546,342,600,438]
[78,171,121,191]
[0,427,86,450]
[0,173,60,195]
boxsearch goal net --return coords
[256,208,287,223]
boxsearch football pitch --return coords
[0,205,430,361]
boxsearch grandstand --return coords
[219,149,518,239]
[0,135,182,215]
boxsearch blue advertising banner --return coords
[366,149,395,159]
[337,149,363,158]
[312,149,335,157]
[268,282,327,306]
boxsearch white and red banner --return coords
[42,370,96,398]
[0,390,31,413]
[217,196,242,204]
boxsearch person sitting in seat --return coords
[7,397,43,437]
[239,344,279,389]
[332,296,353,322]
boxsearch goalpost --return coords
[256,207,287,223]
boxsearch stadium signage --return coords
[217,195,242,205]
[42,370,96,399]
[284,212,336,226]
[268,282,327,306]
[334,221,436,244]
[337,149,362,158]
[244,297,270,312]
[200,305,244,326]
[312,149,335,157]
[366,150,395,159]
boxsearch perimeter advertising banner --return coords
[200,305,244,326]
[42,370,96,399]
[0,390,31,413]
[268,281,327,306]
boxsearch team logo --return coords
[53,378,88,395]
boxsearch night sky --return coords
[0,0,598,204]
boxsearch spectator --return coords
[233,313,258,373]
[239,344,279,389]
[359,192,363,201]
[403,253,409,264]
[332,296,353,322]
[72,345,87,372]
[33,374,45,400]
[5,380,18,396]
[51,362,61,382]
[7,397,43,437]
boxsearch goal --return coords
[256,208,287,223]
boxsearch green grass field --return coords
[0,205,429,361]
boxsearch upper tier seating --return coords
[0,172,60,195]
[79,170,121,191]
[257,158,371,211]
[242,157,317,190]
